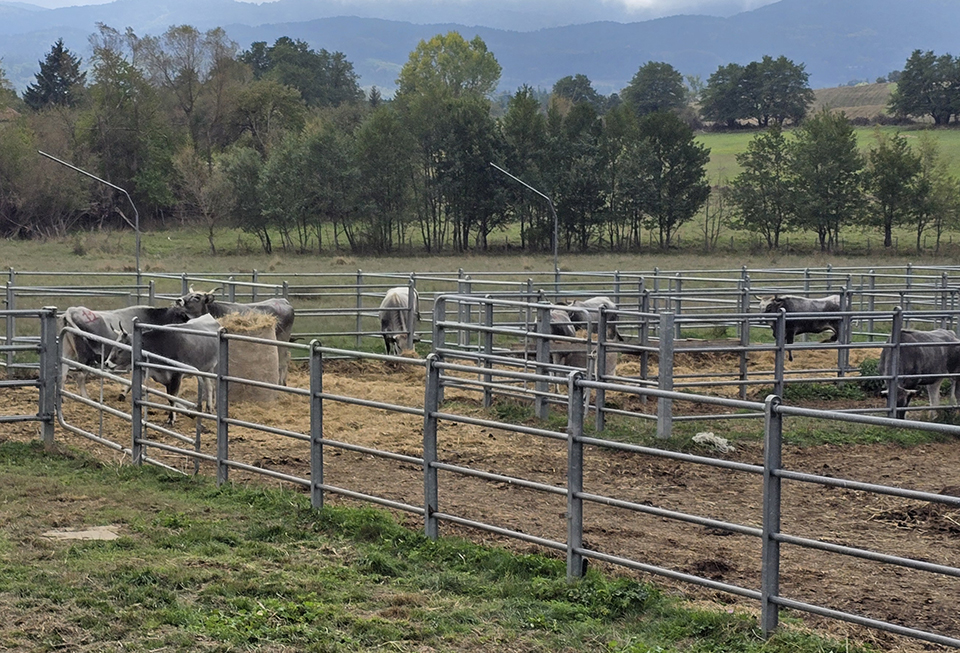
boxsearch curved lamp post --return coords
[490,162,558,274]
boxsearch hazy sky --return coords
[19,0,780,15]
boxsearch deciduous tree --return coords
[621,61,686,117]
[866,130,921,248]
[730,125,794,249]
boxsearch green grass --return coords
[0,440,872,652]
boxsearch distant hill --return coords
[812,83,895,121]
[0,0,955,96]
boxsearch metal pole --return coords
[131,320,144,465]
[39,307,58,450]
[774,309,786,398]
[490,163,558,274]
[760,394,783,637]
[310,341,324,509]
[483,299,494,408]
[423,354,441,540]
[39,151,140,276]
[595,308,608,432]
[566,370,585,581]
[657,312,674,439]
[5,273,14,370]
[216,329,229,485]
[535,304,551,419]
[887,308,903,419]
[355,270,363,349]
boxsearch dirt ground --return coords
[3,348,959,652]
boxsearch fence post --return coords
[639,290,650,406]
[407,276,417,353]
[355,270,363,349]
[227,276,236,303]
[148,280,156,306]
[867,270,876,341]
[216,329,230,485]
[310,341,324,509]
[613,270,621,307]
[251,270,259,303]
[657,312,674,439]
[483,299,494,408]
[180,273,189,296]
[131,320,144,465]
[5,271,15,370]
[838,286,850,377]
[595,308,608,432]
[423,354,441,540]
[941,272,949,329]
[887,308,903,419]
[536,303,551,419]
[739,286,750,401]
[760,393,783,638]
[566,370,585,581]
[39,307,58,450]
[774,309,786,398]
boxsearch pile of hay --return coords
[217,312,279,404]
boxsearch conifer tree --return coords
[22,39,86,110]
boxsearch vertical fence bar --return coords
[5,273,15,370]
[251,270,259,303]
[774,310,786,398]
[639,290,650,406]
[39,307,58,450]
[407,276,417,353]
[739,287,750,401]
[838,287,850,377]
[535,304,551,419]
[147,280,156,306]
[760,394,783,638]
[310,341,324,509]
[887,308,903,419]
[131,320,144,465]
[483,299,494,409]
[657,312,674,439]
[595,309,608,432]
[355,270,363,349]
[566,370,585,581]
[423,354,441,540]
[227,276,236,303]
[216,330,230,485]
[868,270,876,341]
[180,273,189,296]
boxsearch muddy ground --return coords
[2,347,959,652]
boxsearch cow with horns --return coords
[59,304,189,398]
[755,294,841,361]
[879,328,960,420]
[174,287,295,385]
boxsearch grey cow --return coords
[175,288,295,385]
[756,294,841,361]
[565,296,624,341]
[59,304,189,398]
[879,328,960,420]
[109,314,221,423]
[379,286,420,356]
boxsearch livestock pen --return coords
[3,265,960,650]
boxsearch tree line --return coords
[0,27,956,254]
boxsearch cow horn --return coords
[189,285,196,293]
[208,287,222,296]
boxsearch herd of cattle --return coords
[55,287,960,422]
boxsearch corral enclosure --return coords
[3,263,960,652]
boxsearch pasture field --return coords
[697,125,960,182]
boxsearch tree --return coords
[621,61,686,117]
[730,125,793,249]
[0,62,19,108]
[172,145,232,254]
[913,132,960,252]
[552,74,604,112]
[501,85,549,250]
[221,146,270,252]
[354,105,415,252]
[22,39,86,110]
[888,50,959,125]
[699,63,747,128]
[228,79,306,157]
[240,37,363,108]
[789,110,864,251]
[866,130,921,248]
[395,32,501,101]
[635,111,710,248]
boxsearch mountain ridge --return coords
[1,0,954,96]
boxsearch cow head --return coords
[174,286,220,318]
[755,295,785,314]
[104,324,132,371]
[880,386,919,420]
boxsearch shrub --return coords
[858,358,883,395]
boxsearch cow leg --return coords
[278,347,290,386]
[926,382,941,420]
[785,332,794,362]
[165,374,183,425]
